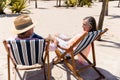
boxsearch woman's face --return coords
[82,19,92,32]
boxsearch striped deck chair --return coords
[3,39,50,80]
[53,28,108,80]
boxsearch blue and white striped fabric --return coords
[74,30,102,55]
[8,39,45,65]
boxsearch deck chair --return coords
[53,28,108,80]
[3,39,50,80]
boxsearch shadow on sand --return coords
[53,61,120,80]
[13,60,120,80]
[15,63,55,80]
[97,39,120,49]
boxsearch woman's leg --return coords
[77,45,91,65]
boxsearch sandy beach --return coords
[0,1,120,80]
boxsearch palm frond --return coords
[9,0,30,13]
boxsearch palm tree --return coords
[97,0,108,40]
[0,0,6,14]
[105,0,108,16]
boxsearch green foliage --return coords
[9,0,30,13]
[65,0,78,7]
[0,0,30,14]
[65,0,96,7]
[78,0,92,7]
[0,0,6,14]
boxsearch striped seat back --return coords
[8,39,45,65]
[74,30,103,55]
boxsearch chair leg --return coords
[53,49,63,64]
[8,55,10,80]
[63,51,83,80]
[64,58,83,80]
[80,53,105,79]
[43,64,47,80]
[43,50,50,80]
[13,65,17,80]
[47,54,50,80]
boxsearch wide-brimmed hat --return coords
[13,14,35,34]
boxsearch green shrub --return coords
[0,0,6,14]
[65,0,96,7]
[9,0,30,13]
[77,0,92,7]
[65,0,78,7]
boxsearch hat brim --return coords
[12,24,35,34]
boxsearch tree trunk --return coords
[97,0,107,40]
[105,0,108,16]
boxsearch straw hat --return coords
[13,14,35,34]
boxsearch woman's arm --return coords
[67,31,88,48]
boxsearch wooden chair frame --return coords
[53,28,108,80]
[3,39,50,80]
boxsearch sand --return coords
[0,1,120,80]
